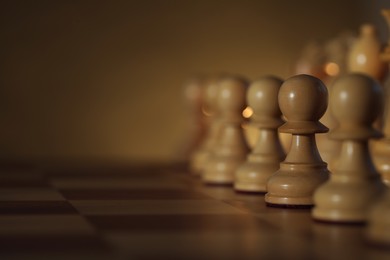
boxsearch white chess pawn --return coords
[317,32,355,171]
[203,76,250,184]
[265,74,330,207]
[190,78,220,175]
[312,73,386,223]
[234,76,285,192]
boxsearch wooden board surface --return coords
[0,162,389,259]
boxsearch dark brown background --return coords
[0,0,388,163]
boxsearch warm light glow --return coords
[357,54,367,65]
[340,91,348,101]
[325,62,340,76]
[242,106,253,118]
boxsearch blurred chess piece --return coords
[190,77,220,175]
[348,24,387,82]
[295,41,327,81]
[348,24,387,130]
[177,76,207,164]
[234,76,285,193]
[324,32,356,79]
[203,76,250,184]
[313,74,386,223]
[372,9,390,185]
[265,74,329,207]
[317,32,356,170]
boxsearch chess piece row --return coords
[185,9,390,247]
[190,72,389,246]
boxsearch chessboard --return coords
[1,161,389,259]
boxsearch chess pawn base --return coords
[372,139,390,186]
[313,180,383,223]
[313,141,385,223]
[234,130,283,193]
[234,160,279,193]
[265,162,329,207]
[203,124,248,185]
[203,155,245,184]
[190,149,209,176]
[265,134,329,207]
[367,191,390,246]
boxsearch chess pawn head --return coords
[330,73,383,139]
[247,76,284,128]
[189,78,219,175]
[234,76,285,192]
[313,73,385,223]
[279,74,328,134]
[184,78,204,112]
[217,76,248,123]
[203,76,250,184]
[265,74,329,207]
[203,79,220,116]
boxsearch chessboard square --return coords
[0,235,110,255]
[61,189,210,200]
[51,176,186,189]
[103,229,308,259]
[0,215,96,236]
[0,188,65,201]
[87,214,266,232]
[0,201,78,215]
[0,178,48,188]
[70,200,245,215]
[0,169,47,188]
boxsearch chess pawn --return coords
[265,74,329,207]
[178,77,207,164]
[317,32,356,170]
[190,78,220,175]
[234,76,285,192]
[312,73,386,223]
[203,76,250,184]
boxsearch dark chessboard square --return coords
[87,214,271,232]
[47,164,172,178]
[0,201,78,215]
[0,179,48,188]
[0,170,47,188]
[0,235,110,253]
[61,189,211,200]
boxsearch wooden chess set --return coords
[3,6,390,260]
